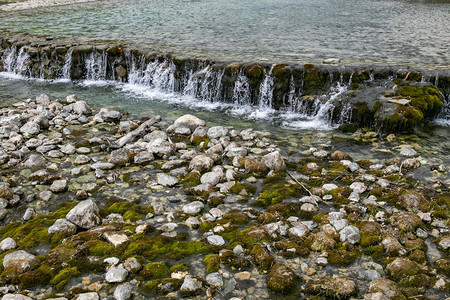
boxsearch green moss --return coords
[170,263,190,273]
[50,267,80,288]
[229,182,257,195]
[108,201,135,214]
[203,254,220,273]
[14,269,51,289]
[220,211,250,225]
[141,278,183,294]
[244,64,264,86]
[165,241,212,260]
[251,244,275,271]
[327,243,361,266]
[180,172,201,186]
[396,84,443,116]
[140,262,169,280]
[360,234,381,247]
[199,221,214,233]
[86,240,115,257]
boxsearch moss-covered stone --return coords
[203,254,220,273]
[396,84,443,117]
[140,262,169,280]
[141,278,183,294]
[266,263,298,293]
[180,172,201,186]
[251,244,275,271]
[328,243,361,267]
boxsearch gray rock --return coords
[20,122,40,136]
[73,293,99,300]
[207,235,225,246]
[225,144,247,157]
[72,101,91,115]
[189,155,214,172]
[174,114,206,130]
[207,126,229,139]
[91,162,115,170]
[22,154,46,168]
[289,224,309,238]
[74,155,91,165]
[146,138,174,157]
[103,110,122,122]
[350,182,367,194]
[200,171,221,185]
[0,238,17,252]
[439,237,450,250]
[22,208,36,221]
[180,275,203,293]
[185,217,200,228]
[339,225,360,244]
[134,151,154,164]
[48,218,77,235]
[65,199,101,229]
[50,179,68,193]
[105,264,128,283]
[206,272,223,287]
[182,201,204,215]
[262,151,286,171]
[123,257,142,272]
[240,128,258,140]
[59,144,76,154]
[156,173,179,187]
[400,147,417,157]
[114,283,132,300]
[108,148,130,166]
[1,295,33,300]
[3,250,38,273]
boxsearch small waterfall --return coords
[258,65,274,108]
[60,50,73,80]
[183,66,209,98]
[232,70,251,106]
[2,46,30,76]
[85,51,108,81]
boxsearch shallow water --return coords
[1,0,449,68]
[0,75,449,187]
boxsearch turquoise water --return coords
[1,0,449,68]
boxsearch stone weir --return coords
[0,32,449,132]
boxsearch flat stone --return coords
[262,151,286,172]
[23,154,46,168]
[180,275,203,293]
[235,271,251,281]
[182,201,204,215]
[400,147,418,157]
[206,272,223,287]
[1,295,33,300]
[104,232,129,247]
[388,98,411,106]
[91,162,115,170]
[156,173,179,187]
[73,292,99,300]
[50,179,68,193]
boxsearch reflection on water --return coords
[0,0,449,68]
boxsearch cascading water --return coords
[232,71,251,106]
[85,51,108,82]
[60,50,73,80]
[1,46,30,77]
[258,65,274,108]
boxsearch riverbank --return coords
[0,0,97,11]
[0,92,447,299]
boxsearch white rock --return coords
[400,147,418,157]
[189,155,214,172]
[114,283,132,300]
[339,225,360,244]
[0,238,17,252]
[323,183,338,191]
[50,179,68,193]
[48,218,77,235]
[350,182,367,194]
[185,217,200,228]
[200,171,221,185]
[206,272,223,287]
[3,250,38,273]
[156,173,179,187]
[104,232,129,247]
[207,235,225,246]
[182,201,204,215]
[174,114,206,130]
[289,224,309,238]
[233,245,244,256]
[65,199,101,229]
[73,292,99,300]
[1,295,33,300]
[105,264,128,283]
[261,151,286,171]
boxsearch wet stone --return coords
[105,264,129,283]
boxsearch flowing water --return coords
[1,0,449,68]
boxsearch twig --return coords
[287,171,312,196]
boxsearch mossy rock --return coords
[203,254,220,273]
[180,172,201,186]
[229,182,257,195]
[386,258,421,281]
[396,84,443,117]
[384,105,423,132]
[251,244,275,271]
[140,262,169,280]
[219,211,250,225]
[230,257,252,270]
[141,278,182,294]
[266,263,299,293]
[327,243,361,267]
[170,263,190,273]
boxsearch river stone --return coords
[180,275,203,294]
[365,278,404,300]
[123,257,142,272]
[400,147,417,157]
[114,283,132,300]
[105,264,128,283]
[1,295,33,300]
[289,224,309,238]
[381,235,406,256]
[22,154,46,168]
[206,272,223,287]
[323,183,338,191]
[389,212,422,232]
[350,182,367,194]
[104,232,129,247]
[107,148,130,167]
[189,155,214,172]
[0,238,17,252]
[174,114,206,130]
[3,250,38,273]
[156,173,179,187]
[261,151,286,171]
[339,225,360,244]
[438,237,450,250]
[134,151,154,164]
[59,143,76,154]
[267,263,298,293]
[103,110,122,122]
[185,216,200,228]
[73,293,99,300]
[207,235,225,246]
[200,171,221,185]
[146,138,174,157]
[65,199,101,229]
[386,258,420,281]
[74,155,91,165]
[91,162,115,170]
[48,218,77,235]
[20,121,40,136]
[50,179,68,193]
[321,276,357,299]
[240,128,258,140]
[144,130,169,143]
[207,126,229,139]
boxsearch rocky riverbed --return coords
[0,93,447,300]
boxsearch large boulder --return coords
[266,263,298,293]
[48,218,77,235]
[65,199,101,229]
[174,114,206,131]
[386,258,421,281]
